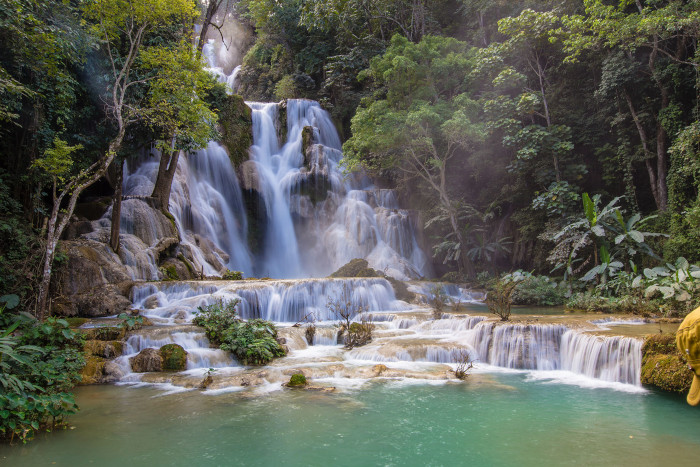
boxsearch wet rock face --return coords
[54,239,133,318]
[219,94,253,168]
[130,348,163,373]
[160,343,188,371]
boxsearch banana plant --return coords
[580,245,623,284]
[642,257,700,303]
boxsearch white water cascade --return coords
[83,38,644,394]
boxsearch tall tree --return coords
[344,35,486,276]
[34,0,198,319]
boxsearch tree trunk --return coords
[197,0,223,53]
[151,147,180,212]
[36,133,125,319]
[109,159,124,253]
[655,88,669,211]
[448,210,475,279]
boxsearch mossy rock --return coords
[641,333,694,393]
[386,276,415,302]
[287,373,307,387]
[129,348,163,373]
[65,317,89,328]
[177,254,197,278]
[329,259,377,278]
[218,94,253,167]
[329,259,415,302]
[301,125,314,163]
[160,265,179,281]
[80,326,126,341]
[160,343,188,371]
[641,354,693,392]
[83,339,124,359]
[80,355,106,385]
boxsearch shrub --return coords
[485,272,526,321]
[512,275,567,306]
[222,270,243,281]
[0,308,84,443]
[193,300,285,365]
[452,348,474,380]
[430,285,448,319]
[327,292,374,349]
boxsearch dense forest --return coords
[1,0,699,443]
[2,0,699,312]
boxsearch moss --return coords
[83,339,123,359]
[79,326,125,341]
[160,343,187,371]
[159,265,179,281]
[329,259,376,278]
[177,254,196,278]
[641,333,694,393]
[287,373,307,387]
[218,94,253,167]
[65,317,89,328]
[301,125,314,159]
[79,355,106,385]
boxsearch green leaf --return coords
[582,193,596,224]
[628,230,644,243]
[0,294,19,310]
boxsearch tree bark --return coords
[109,159,124,253]
[197,0,225,54]
[36,132,125,319]
[151,147,180,212]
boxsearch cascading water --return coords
[87,39,644,394]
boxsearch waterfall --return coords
[245,98,431,279]
[464,322,642,386]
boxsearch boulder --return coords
[160,343,188,371]
[129,348,163,373]
[102,361,125,383]
[641,333,694,393]
[83,339,124,359]
[54,239,133,317]
[80,355,106,385]
[285,373,307,387]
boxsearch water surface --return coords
[3,375,698,466]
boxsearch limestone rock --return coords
[83,339,124,359]
[160,343,188,371]
[641,333,694,393]
[55,239,133,317]
[103,361,125,383]
[130,348,163,373]
[80,355,106,385]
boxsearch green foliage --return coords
[511,274,567,306]
[117,313,144,331]
[159,265,179,281]
[485,271,527,321]
[222,270,244,281]
[193,300,285,365]
[0,307,84,443]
